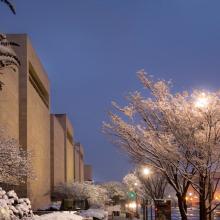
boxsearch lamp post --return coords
[133,182,139,218]
[194,92,214,220]
[141,167,152,220]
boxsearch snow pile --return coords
[50,201,61,210]
[34,212,83,220]
[106,205,121,214]
[0,187,33,219]
[80,209,108,220]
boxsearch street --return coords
[110,208,220,220]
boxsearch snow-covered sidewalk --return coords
[34,212,84,220]
[80,208,108,220]
[34,209,108,220]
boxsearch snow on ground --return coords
[80,208,108,220]
[34,212,84,220]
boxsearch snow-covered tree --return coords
[136,168,168,203]
[123,173,143,199]
[101,181,127,204]
[88,184,108,208]
[0,34,20,90]
[54,182,108,208]
[1,0,16,14]
[0,1,19,90]
[0,130,33,185]
[104,70,220,220]
[123,169,167,204]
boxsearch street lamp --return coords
[142,167,151,176]
[194,92,214,220]
[141,166,152,220]
[194,92,209,109]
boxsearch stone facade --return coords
[50,114,65,193]
[84,165,93,182]
[0,34,88,209]
[6,34,51,210]
[0,66,19,139]
[74,143,84,182]
[55,114,75,184]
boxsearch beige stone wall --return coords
[0,67,19,139]
[74,146,80,182]
[0,66,22,195]
[66,139,74,184]
[3,34,81,209]
[50,115,65,192]
[6,34,51,209]
[84,165,93,182]
[5,34,28,197]
[27,82,50,209]
[74,143,84,183]
[66,117,74,184]
[7,34,28,149]
[79,146,84,182]
[26,39,51,210]
[55,114,75,184]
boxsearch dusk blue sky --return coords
[1,0,220,181]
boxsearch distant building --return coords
[84,164,93,182]
[6,34,51,209]
[74,143,84,182]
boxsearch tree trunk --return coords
[199,198,208,220]
[176,193,188,220]
[199,175,210,220]
[183,199,187,214]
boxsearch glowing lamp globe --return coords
[142,167,151,176]
[195,93,209,108]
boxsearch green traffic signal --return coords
[128,191,136,200]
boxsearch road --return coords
[110,208,220,220]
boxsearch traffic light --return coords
[128,191,136,200]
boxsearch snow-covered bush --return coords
[0,129,33,185]
[34,212,83,220]
[54,182,108,208]
[0,187,33,219]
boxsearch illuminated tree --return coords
[123,173,143,200]
[104,70,220,220]
[136,167,168,203]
